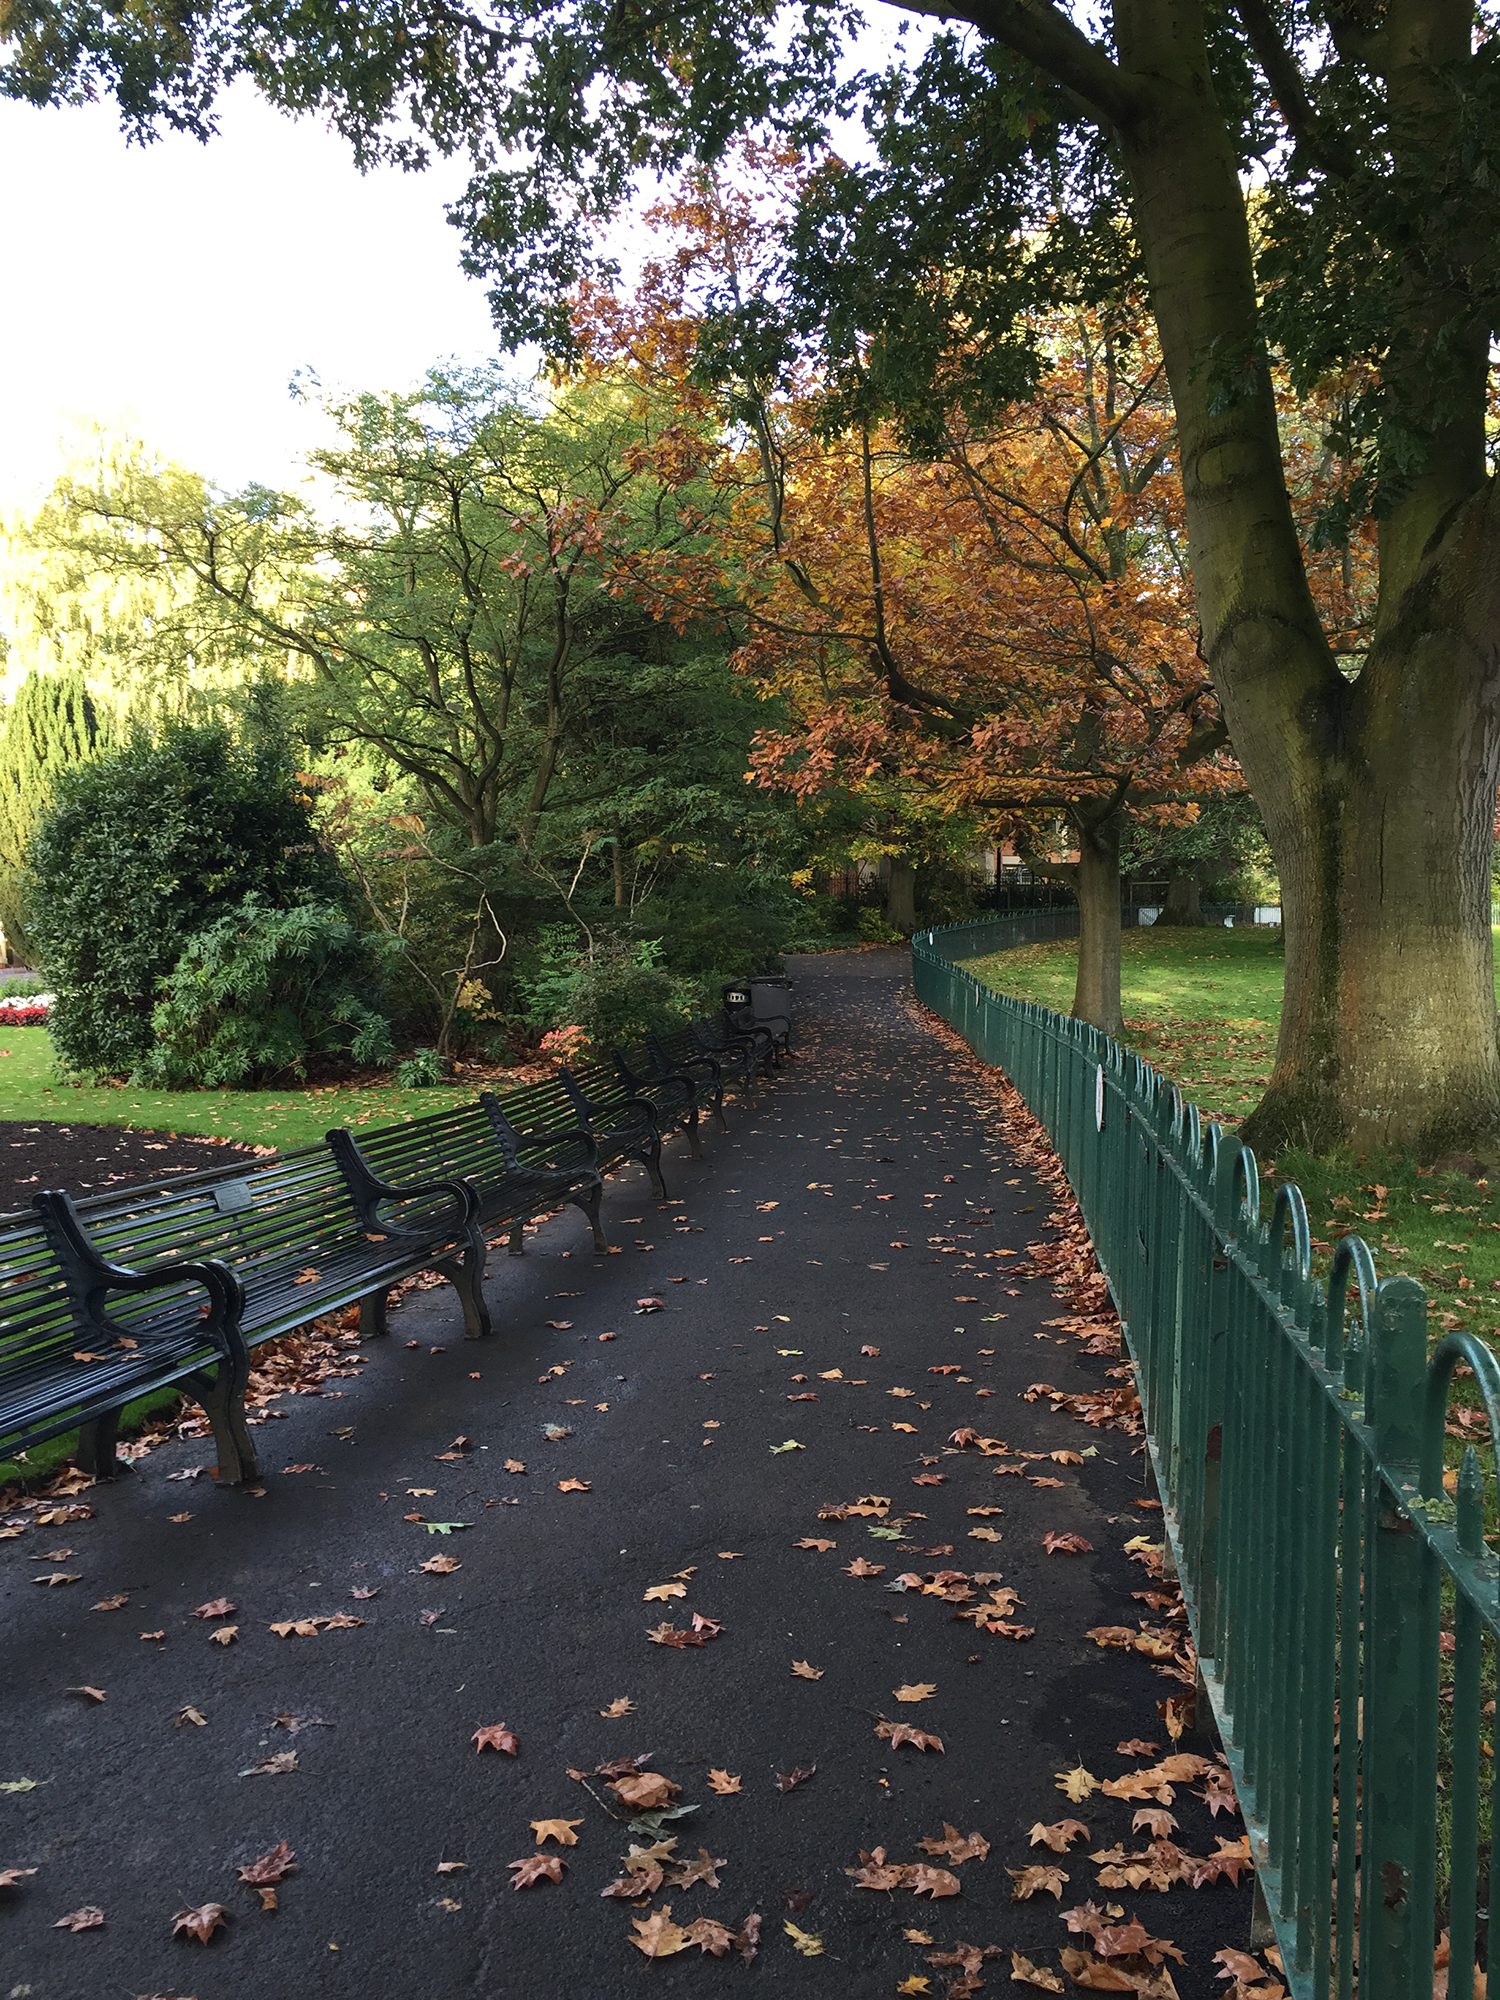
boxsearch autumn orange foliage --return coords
[573,152,1242,1019]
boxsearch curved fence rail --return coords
[912,916,1498,2000]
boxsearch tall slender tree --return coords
[0,670,111,871]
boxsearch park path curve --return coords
[0,950,1249,1997]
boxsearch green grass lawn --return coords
[0,1026,479,1152]
[970,923,1500,1359]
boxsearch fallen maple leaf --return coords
[643,1581,687,1601]
[239,1751,298,1776]
[1010,1864,1069,1900]
[907,1864,961,1899]
[707,1769,742,1795]
[629,1903,690,1954]
[846,1847,908,1891]
[844,1557,885,1577]
[794,1537,836,1551]
[969,1526,1004,1543]
[790,1660,824,1680]
[876,1718,945,1753]
[1031,1821,1090,1852]
[769,1439,804,1453]
[174,1705,208,1728]
[1059,1948,1138,1991]
[0,1869,37,1889]
[1012,1950,1066,1991]
[1118,1739,1160,1758]
[912,1473,947,1487]
[420,1555,462,1575]
[1042,1531,1094,1554]
[898,1979,933,1996]
[509,1854,565,1889]
[784,1919,824,1955]
[1056,1765,1100,1802]
[473,1723,520,1755]
[918,1824,990,1863]
[66,1685,106,1703]
[610,1772,681,1810]
[32,1572,79,1586]
[238,1842,297,1890]
[1133,1810,1177,1840]
[171,1901,230,1943]
[191,1597,235,1620]
[682,1916,738,1955]
[894,1682,938,1703]
[600,1696,635,1717]
[775,1765,816,1792]
[504,1459,526,1473]
[437,1861,466,1874]
[53,1904,105,1931]
[531,1818,583,1846]
[666,1848,725,1891]
[862,1344,880,1356]
[544,1319,573,1329]
[557,1478,591,1493]
[892,1421,918,1433]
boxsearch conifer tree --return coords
[0,670,110,869]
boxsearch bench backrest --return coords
[332,1098,517,1187]
[52,1146,370,1296]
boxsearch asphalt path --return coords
[1,950,1252,1997]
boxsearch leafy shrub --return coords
[395,1046,446,1088]
[133,898,397,1088]
[539,1024,591,1061]
[522,933,693,1049]
[856,907,906,944]
[30,723,346,1076]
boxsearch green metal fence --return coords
[912,915,1499,2000]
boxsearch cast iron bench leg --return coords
[686,1107,704,1160]
[431,1251,492,1338]
[360,1289,390,1338]
[77,1408,128,1481]
[507,1217,526,1256]
[643,1138,668,1200]
[187,1358,261,1487]
[569,1182,608,1253]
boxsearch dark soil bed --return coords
[0,1121,259,1217]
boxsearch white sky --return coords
[0,13,926,515]
[0,82,506,511]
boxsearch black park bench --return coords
[331,1096,607,1264]
[2,1140,488,1488]
[0,1100,610,1488]
[470,1071,673,1199]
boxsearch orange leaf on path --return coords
[509,1854,565,1889]
[171,1901,231,1943]
[473,1723,520,1755]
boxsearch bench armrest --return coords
[326,1130,481,1238]
[557,1069,662,1137]
[32,1188,247,1366]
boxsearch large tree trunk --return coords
[1106,3,1500,1154]
[886,855,917,933]
[1072,817,1124,1037]
[1156,868,1205,927]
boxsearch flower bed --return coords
[0,1003,48,1027]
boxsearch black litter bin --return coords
[748,975,793,1056]
[721,983,755,1036]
